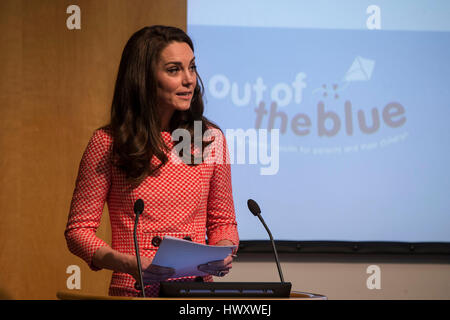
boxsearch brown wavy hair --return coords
[104,25,218,186]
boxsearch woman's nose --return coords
[182,69,195,86]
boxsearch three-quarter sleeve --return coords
[205,130,239,246]
[64,129,112,271]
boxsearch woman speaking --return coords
[64,25,239,297]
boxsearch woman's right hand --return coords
[93,247,175,286]
[130,255,175,284]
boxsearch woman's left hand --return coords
[197,240,237,277]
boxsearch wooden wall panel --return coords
[0,0,186,299]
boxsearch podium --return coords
[56,290,327,300]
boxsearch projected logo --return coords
[309,56,406,138]
[208,55,408,156]
[313,56,375,100]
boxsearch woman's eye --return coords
[190,65,197,71]
[167,68,179,74]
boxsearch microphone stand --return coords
[255,213,285,283]
[157,199,292,297]
[133,202,146,298]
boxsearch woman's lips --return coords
[176,92,192,100]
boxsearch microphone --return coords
[247,199,285,283]
[133,199,146,297]
[157,199,292,298]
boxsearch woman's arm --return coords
[92,246,136,275]
[93,246,175,282]
[65,129,174,282]
[196,130,239,277]
[205,130,239,247]
[64,129,113,270]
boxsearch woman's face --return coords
[156,41,197,118]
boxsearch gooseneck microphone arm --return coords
[247,199,285,283]
[133,199,146,298]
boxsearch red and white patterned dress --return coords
[64,126,239,297]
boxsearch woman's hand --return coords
[93,247,175,286]
[197,239,237,277]
[129,255,175,284]
[142,256,176,283]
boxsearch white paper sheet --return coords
[151,236,237,278]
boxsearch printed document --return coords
[151,236,237,278]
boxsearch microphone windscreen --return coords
[247,199,261,216]
[134,199,144,215]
